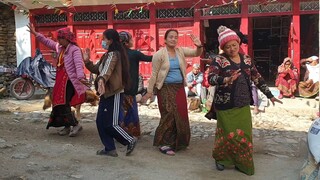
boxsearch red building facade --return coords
[30,0,319,82]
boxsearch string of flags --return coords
[1,0,279,18]
[31,0,75,16]
[111,1,157,17]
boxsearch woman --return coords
[119,31,152,137]
[142,29,203,156]
[208,26,282,175]
[83,29,137,157]
[298,56,319,98]
[27,24,88,137]
[275,57,298,99]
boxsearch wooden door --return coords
[74,25,108,76]
[114,23,154,80]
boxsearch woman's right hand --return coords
[26,23,37,35]
[141,92,152,104]
[83,48,91,63]
[224,69,241,85]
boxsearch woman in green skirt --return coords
[207,26,282,175]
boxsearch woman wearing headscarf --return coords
[208,26,282,175]
[275,57,298,99]
[118,31,152,137]
[142,29,203,156]
[83,29,137,157]
[27,24,89,137]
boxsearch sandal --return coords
[96,149,118,157]
[215,162,224,171]
[159,146,175,156]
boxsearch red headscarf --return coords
[57,27,77,45]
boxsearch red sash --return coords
[52,50,85,107]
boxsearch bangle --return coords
[196,45,203,48]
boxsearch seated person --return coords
[185,64,203,97]
[275,57,298,99]
[202,64,215,100]
[298,56,319,98]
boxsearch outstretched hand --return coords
[83,48,91,63]
[190,34,202,47]
[26,23,37,35]
[270,97,283,106]
[224,69,241,85]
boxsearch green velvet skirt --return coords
[212,105,254,175]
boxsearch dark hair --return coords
[103,29,131,90]
[164,29,178,39]
[119,31,132,44]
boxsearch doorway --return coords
[203,18,241,58]
[252,16,290,82]
[300,14,319,59]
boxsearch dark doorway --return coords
[252,16,290,83]
[300,14,319,59]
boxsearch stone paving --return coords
[1,94,317,159]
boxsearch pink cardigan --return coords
[36,33,88,96]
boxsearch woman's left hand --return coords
[190,34,202,47]
[97,79,105,96]
[270,97,283,106]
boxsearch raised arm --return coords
[300,58,311,69]
[27,23,58,52]
[83,48,103,75]
[181,34,203,57]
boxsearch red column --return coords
[194,3,201,65]
[107,6,114,29]
[240,0,249,55]
[149,4,156,53]
[292,1,300,73]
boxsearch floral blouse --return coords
[208,53,274,110]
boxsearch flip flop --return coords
[159,146,175,156]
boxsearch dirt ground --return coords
[0,98,306,180]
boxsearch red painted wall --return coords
[29,0,319,81]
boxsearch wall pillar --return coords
[291,1,301,73]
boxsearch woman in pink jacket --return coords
[27,24,88,137]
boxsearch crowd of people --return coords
[27,22,318,176]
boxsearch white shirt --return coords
[306,64,320,83]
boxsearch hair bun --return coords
[217,26,227,34]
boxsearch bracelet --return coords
[196,45,203,48]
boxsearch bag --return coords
[188,97,201,111]
[308,118,320,164]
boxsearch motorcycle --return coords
[10,49,56,100]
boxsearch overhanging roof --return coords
[2,0,186,10]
